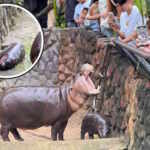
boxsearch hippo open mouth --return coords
[0,54,8,66]
[0,43,25,70]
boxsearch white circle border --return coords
[0,3,44,79]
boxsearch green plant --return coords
[145,0,150,16]
[53,0,66,28]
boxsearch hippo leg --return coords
[10,128,24,141]
[0,124,10,141]
[88,132,94,139]
[97,129,103,138]
[58,120,68,140]
[81,129,86,139]
[51,120,68,141]
[51,121,60,141]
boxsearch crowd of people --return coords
[64,0,150,52]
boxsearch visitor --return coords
[78,7,89,27]
[98,0,121,37]
[111,0,143,43]
[74,0,90,26]
[86,0,100,32]
[136,18,150,53]
[65,0,78,27]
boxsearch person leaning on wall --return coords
[97,0,121,37]
[110,0,143,43]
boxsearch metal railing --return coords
[105,38,150,78]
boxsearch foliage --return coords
[134,0,146,16]
[145,0,150,16]
[53,0,66,28]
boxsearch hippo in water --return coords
[0,71,99,141]
[81,112,109,139]
[0,43,25,70]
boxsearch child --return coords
[78,7,89,27]
[74,0,87,26]
[111,0,143,43]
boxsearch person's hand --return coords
[110,23,119,32]
[136,39,140,47]
[78,17,84,25]
[100,11,108,18]
[95,14,101,19]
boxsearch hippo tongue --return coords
[0,55,8,65]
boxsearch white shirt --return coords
[98,0,109,28]
[120,5,143,37]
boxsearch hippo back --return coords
[0,85,71,129]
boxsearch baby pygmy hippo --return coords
[81,112,109,139]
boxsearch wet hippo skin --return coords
[30,32,41,63]
[81,112,109,139]
[0,43,25,70]
[0,73,97,141]
[0,86,73,141]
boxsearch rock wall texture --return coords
[0,6,18,49]
[0,28,149,149]
[95,39,150,150]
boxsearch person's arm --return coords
[120,31,137,43]
[86,4,100,20]
[110,23,126,39]
[74,5,80,24]
[86,14,100,20]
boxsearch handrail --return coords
[114,40,150,59]
[110,39,150,77]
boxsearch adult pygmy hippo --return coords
[0,43,25,70]
[81,112,109,139]
[0,64,99,141]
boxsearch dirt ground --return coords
[0,10,40,77]
[0,107,127,150]
[0,108,88,141]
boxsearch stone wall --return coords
[0,6,18,49]
[0,28,149,149]
[95,39,150,150]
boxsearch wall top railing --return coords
[114,40,150,59]
[111,39,150,78]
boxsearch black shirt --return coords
[65,0,78,22]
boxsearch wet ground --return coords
[0,11,40,77]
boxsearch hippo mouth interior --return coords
[0,54,8,65]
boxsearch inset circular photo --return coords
[0,4,43,78]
